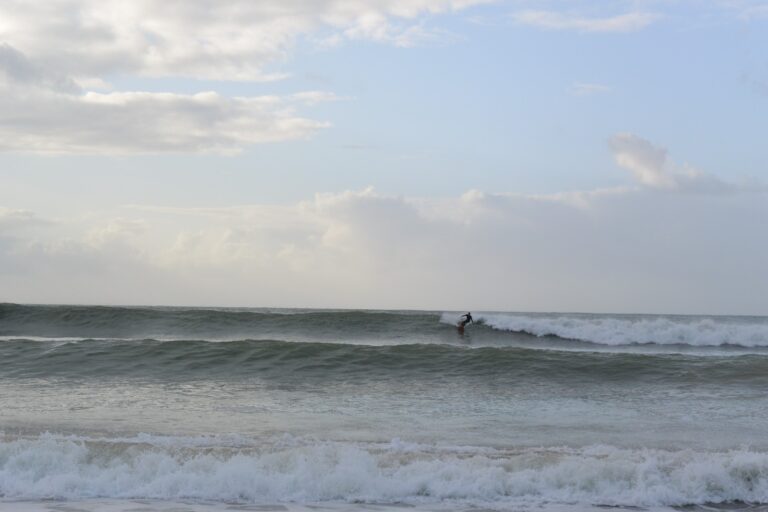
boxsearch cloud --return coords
[609,133,675,188]
[291,91,347,105]
[0,44,80,93]
[512,10,659,33]
[0,85,330,154]
[0,0,491,154]
[0,208,47,230]
[2,172,766,314]
[609,133,737,193]
[0,0,491,82]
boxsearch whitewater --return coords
[1,303,768,512]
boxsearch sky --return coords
[0,0,766,314]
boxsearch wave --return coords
[470,313,768,347]
[0,303,443,343]
[1,433,768,507]
[3,303,767,350]
[1,337,767,385]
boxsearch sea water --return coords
[1,303,768,511]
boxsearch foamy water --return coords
[2,434,768,508]
[441,312,768,347]
[1,304,767,510]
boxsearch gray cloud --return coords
[0,87,330,154]
[0,208,48,230]
[0,41,325,154]
[0,44,80,93]
[0,0,490,154]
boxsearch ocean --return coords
[1,303,768,512]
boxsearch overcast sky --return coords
[1,0,766,314]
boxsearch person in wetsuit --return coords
[458,312,474,329]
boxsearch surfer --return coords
[458,312,473,331]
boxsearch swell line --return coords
[1,337,767,385]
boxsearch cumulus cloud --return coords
[1,175,766,314]
[0,208,47,230]
[609,133,675,188]
[0,0,491,81]
[609,133,737,193]
[512,10,659,33]
[0,40,323,153]
[0,44,80,93]
[0,86,330,154]
[0,0,490,154]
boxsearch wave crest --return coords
[467,313,768,347]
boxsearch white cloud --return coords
[0,0,491,82]
[512,10,659,33]
[0,0,491,154]
[609,133,736,193]
[609,133,675,188]
[1,173,766,314]
[291,91,347,105]
[0,208,47,230]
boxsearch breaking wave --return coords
[1,434,768,507]
[470,313,768,347]
[3,303,766,349]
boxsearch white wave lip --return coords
[470,314,768,347]
[2,435,768,507]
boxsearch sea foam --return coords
[454,313,768,347]
[2,434,768,507]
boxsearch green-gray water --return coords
[2,303,768,511]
